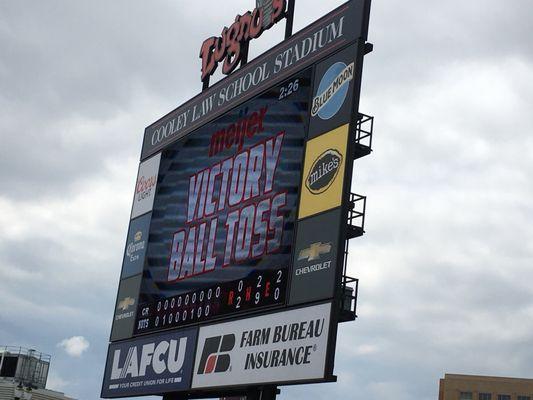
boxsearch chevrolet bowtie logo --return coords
[117,297,135,311]
[298,242,332,262]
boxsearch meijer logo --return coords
[197,334,235,374]
[305,149,342,195]
[311,62,354,120]
[110,338,188,380]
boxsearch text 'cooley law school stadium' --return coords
[101,1,374,398]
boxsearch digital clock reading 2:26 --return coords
[134,269,286,334]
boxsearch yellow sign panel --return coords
[298,124,349,219]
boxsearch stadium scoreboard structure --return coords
[102,1,373,399]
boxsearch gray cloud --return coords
[0,1,532,399]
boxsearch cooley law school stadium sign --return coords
[102,1,374,399]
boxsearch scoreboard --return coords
[102,1,372,398]
[134,69,312,335]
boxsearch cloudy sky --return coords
[1,0,532,399]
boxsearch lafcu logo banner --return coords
[192,303,331,388]
[102,328,197,398]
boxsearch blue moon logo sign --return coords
[311,62,354,120]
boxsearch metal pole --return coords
[0,349,5,374]
[247,386,278,400]
[259,386,278,400]
[241,42,250,67]
[202,76,210,92]
[284,0,296,39]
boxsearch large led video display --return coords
[134,68,312,335]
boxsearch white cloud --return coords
[57,336,90,357]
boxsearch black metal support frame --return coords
[339,192,365,322]
[338,110,374,322]
[353,113,374,159]
[284,0,296,39]
[347,192,366,239]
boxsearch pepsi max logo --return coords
[306,149,342,195]
[311,62,354,120]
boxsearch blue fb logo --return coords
[311,62,355,120]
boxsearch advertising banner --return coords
[298,124,349,219]
[308,44,358,139]
[131,153,161,219]
[289,209,342,305]
[120,213,151,279]
[102,328,197,398]
[110,274,142,342]
[192,302,331,389]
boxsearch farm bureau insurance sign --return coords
[192,303,331,388]
[141,1,367,160]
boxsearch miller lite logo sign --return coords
[199,0,287,81]
[102,329,197,398]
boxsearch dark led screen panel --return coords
[135,69,312,335]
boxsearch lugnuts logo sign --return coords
[305,149,342,195]
[199,0,287,81]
